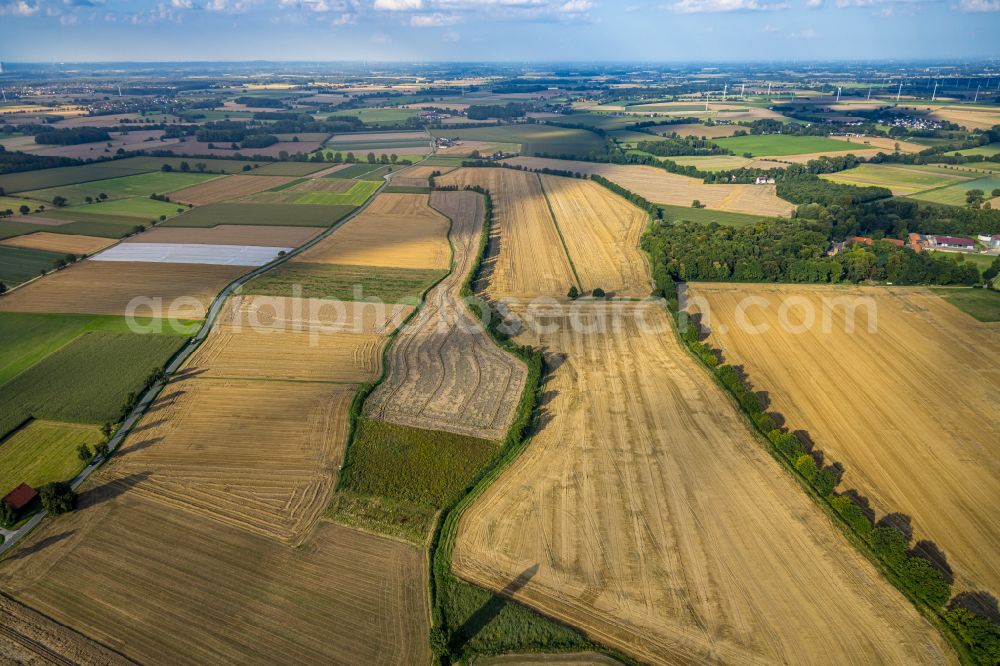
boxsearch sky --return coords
[0,0,997,63]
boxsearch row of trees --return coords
[635,136,730,157]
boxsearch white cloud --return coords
[371,30,392,41]
[332,10,356,21]
[373,0,422,9]
[760,21,779,29]
[958,0,999,9]
[443,28,460,39]
[0,1,41,16]
[790,26,817,36]
[410,10,460,23]
[559,0,592,10]
[805,0,822,6]
[666,0,787,12]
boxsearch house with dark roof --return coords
[2,483,38,512]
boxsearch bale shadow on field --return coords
[114,436,162,459]
[128,419,165,436]
[171,366,209,382]
[4,531,75,562]
[448,564,539,654]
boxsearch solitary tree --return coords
[52,195,68,208]
[567,285,579,299]
[161,163,173,172]
[195,162,207,173]
[180,161,190,172]
[39,482,77,515]
[77,444,93,464]
[592,287,606,298]
[19,205,30,215]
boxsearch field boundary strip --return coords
[536,173,583,291]
[0,173,392,558]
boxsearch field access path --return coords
[451,171,955,665]
[365,190,528,440]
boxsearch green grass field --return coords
[0,331,188,438]
[242,262,444,303]
[0,311,193,387]
[164,202,354,227]
[713,134,868,157]
[430,124,606,158]
[0,161,157,194]
[0,196,36,213]
[821,163,976,194]
[49,197,188,224]
[294,180,381,205]
[333,419,499,541]
[945,142,1000,157]
[609,129,667,146]
[909,175,1000,206]
[0,246,65,286]
[0,218,148,240]
[419,156,469,168]
[0,420,102,498]
[330,108,420,125]
[22,172,222,205]
[931,287,1000,322]
[659,203,767,226]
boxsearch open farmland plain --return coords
[125,224,320,247]
[539,175,651,297]
[688,283,1000,599]
[365,191,527,441]
[0,490,430,665]
[0,260,247,318]
[820,163,977,195]
[453,301,953,665]
[436,168,578,298]
[504,157,795,217]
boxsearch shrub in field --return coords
[795,455,818,482]
[830,495,873,539]
[39,481,76,515]
[945,607,1000,664]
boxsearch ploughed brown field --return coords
[365,191,528,441]
[504,156,795,217]
[436,168,577,298]
[390,165,442,188]
[124,224,320,247]
[0,260,247,318]
[688,283,1000,600]
[168,174,297,205]
[0,491,429,665]
[293,192,451,270]
[0,231,116,255]
[454,302,953,665]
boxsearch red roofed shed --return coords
[2,483,38,512]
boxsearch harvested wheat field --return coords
[0,260,246,318]
[688,283,1000,599]
[125,224,320,247]
[0,232,116,255]
[505,157,794,217]
[0,594,134,666]
[828,135,926,153]
[188,295,410,383]
[391,165,442,188]
[365,191,527,440]
[539,175,651,296]
[763,149,885,164]
[168,174,296,205]
[0,489,429,665]
[293,193,450,270]
[437,168,577,298]
[649,123,741,138]
[107,374,353,541]
[454,301,953,665]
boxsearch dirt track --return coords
[365,191,527,440]
[689,283,1000,600]
[454,302,954,665]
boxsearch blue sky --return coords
[0,0,997,62]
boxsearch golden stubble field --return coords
[126,224,321,247]
[437,168,577,298]
[453,302,953,665]
[0,232,117,255]
[365,191,528,441]
[539,175,651,297]
[293,192,451,270]
[688,283,1000,599]
[0,260,247,318]
[0,489,429,665]
[505,157,795,217]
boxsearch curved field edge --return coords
[0,181,387,556]
[423,186,632,664]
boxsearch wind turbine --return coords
[722,83,727,101]
[836,86,842,102]
[896,81,903,102]
[118,85,122,97]
[867,85,872,101]
[766,81,772,96]
[740,83,745,99]
[974,85,980,103]
[931,81,938,102]
[0,88,6,104]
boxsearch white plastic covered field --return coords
[92,243,293,266]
